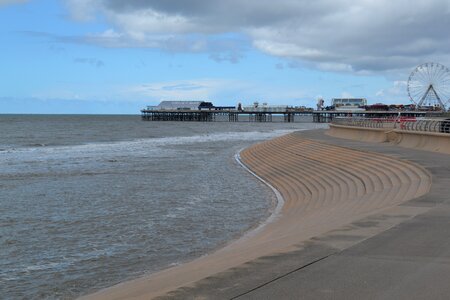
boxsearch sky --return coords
[1,0,450,114]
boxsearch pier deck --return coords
[141,110,437,123]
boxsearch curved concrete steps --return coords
[85,133,432,300]
[239,133,431,244]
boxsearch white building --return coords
[332,98,367,111]
[146,101,213,111]
[242,102,289,112]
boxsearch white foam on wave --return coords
[0,129,299,162]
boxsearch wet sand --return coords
[83,132,431,300]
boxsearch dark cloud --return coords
[102,0,313,30]
[64,0,450,72]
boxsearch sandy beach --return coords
[83,131,431,300]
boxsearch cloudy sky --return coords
[1,0,449,113]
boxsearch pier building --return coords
[145,101,214,111]
[332,98,367,111]
[141,100,442,123]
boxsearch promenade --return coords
[157,129,450,299]
[85,128,450,300]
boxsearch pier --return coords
[141,109,438,123]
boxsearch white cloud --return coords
[107,8,196,35]
[253,40,326,60]
[127,79,229,101]
[62,0,450,72]
[317,63,354,73]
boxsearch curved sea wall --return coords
[85,133,431,300]
[327,124,389,143]
[388,130,450,155]
[328,124,450,155]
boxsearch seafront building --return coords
[242,102,290,113]
[146,101,296,112]
[332,98,367,111]
[145,101,214,111]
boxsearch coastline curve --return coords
[234,150,285,238]
[84,132,431,300]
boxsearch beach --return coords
[85,129,432,299]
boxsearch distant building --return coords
[146,101,213,111]
[332,98,367,111]
[242,102,289,112]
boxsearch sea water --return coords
[0,114,326,299]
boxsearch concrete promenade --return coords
[158,129,450,300]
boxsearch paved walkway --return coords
[157,129,450,300]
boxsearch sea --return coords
[0,114,326,299]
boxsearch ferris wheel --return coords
[407,62,450,109]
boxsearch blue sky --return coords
[1,0,449,114]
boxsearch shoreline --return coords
[83,132,431,300]
[81,142,288,300]
[233,149,285,239]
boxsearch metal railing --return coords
[332,117,450,134]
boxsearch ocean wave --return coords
[0,129,300,162]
